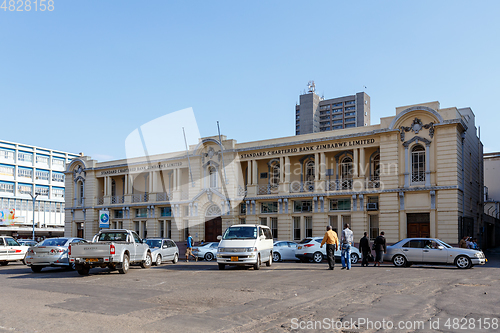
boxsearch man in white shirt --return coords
[341,224,354,270]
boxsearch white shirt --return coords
[342,228,353,245]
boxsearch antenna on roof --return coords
[307,81,316,93]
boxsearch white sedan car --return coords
[0,236,29,266]
[272,241,299,262]
[295,237,361,264]
[145,238,179,265]
[192,242,218,261]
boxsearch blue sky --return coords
[1,0,499,160]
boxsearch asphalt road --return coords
[1,252,499,333]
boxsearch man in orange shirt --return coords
[320,226,339,270]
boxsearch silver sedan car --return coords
[192,242,218,261]
[25,237,87,272]
[385,238,487,269]
[145,238,179,265]
[272,241,299,262]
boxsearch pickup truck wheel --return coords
[31,266,43,273]
[155,254,162,266]
[77,266,90,276]
[119,254,129,274]
[141,252,152,268]
[0,261,8,266]
[172,253,178,264]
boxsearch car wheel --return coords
[392,254,407,267]
[172,253,179,264]
[77,266,90,276]
[273,252,281,262]
[155,254,162,266]
[313,252,323,263]
[31,266,43,273]
[350,253,359,264]
[204,252,214,261]
[455,255,472,269]
[218,263,225,270]
[266,252,272,266]
[254,254,261,270]
[0,261,8,266]
[141,252,152,268]
[119,254,130,274]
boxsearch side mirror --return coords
[217,235,222,240]
[163,245,168,249]
[438,245,444,250]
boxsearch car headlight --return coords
[218,248,224,252]
[246,247,257,252]
[474,252,483,258]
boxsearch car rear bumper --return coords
[295,253,314,260]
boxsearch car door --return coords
[0,238,8,261]
[401,240,425,262]
[422,240,448,263]
[131,232,142,261]
[282,242,295,260]
[164,240,175,260]
[6,237,24,261]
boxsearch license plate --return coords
[231,256,238,262]
[86,258,98,262]
[298,246,302,250]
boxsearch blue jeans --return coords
[341,243,351,269]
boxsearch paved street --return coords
[1,252,500,333]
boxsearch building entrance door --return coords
[205,217,222,242]
[407,213,430,238]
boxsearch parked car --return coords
[69,229,152,275]
[217,224,273,270]
[272,241,299,262]
[384,238,487,269]
[17,239,38,247]
[192,242,218,261]
[25,237,87,272]
[294,237,361,264]
[0,236,29,266]
[144,238,179,265]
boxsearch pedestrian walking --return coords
[320,226,339,270]
[185,233,197,262]
[340,224,354,270]
[373,231,386,267]
[359,232,371,267]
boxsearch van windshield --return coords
[222,226,257,240]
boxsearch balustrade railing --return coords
[156,192,170,202]
[237,185,247,197]
[96,197,104,205]
[289,181,314,193]
[132,193,149,203]
[111,195,124,204]
[257,184,279,195]
[325,179,353,191]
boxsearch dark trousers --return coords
[362,251,369,266]
[326,244,335,269]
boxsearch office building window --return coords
[18,183,32,195]
[52,172,64,182]
[411,145,426,183]
[330,198,351,211]
[345,112,356,117]
[305,216,312,237]
[239,218,246,224]
[345,100,355,105]
[136,208,147,218]
[332,102,343,107]
[333,119,343,124]
[345,117,356,123]
[332,108,343,113]
[18,167,33,179]
[36,155,49,164]
[0,181,14,194]
[52,158,65,167]
[294,200,312,213]
[18,151,33,162]
[36,186,49,196]
[293,216,301,240]
[260,217,267,226]
[345,123,356,128]
[52,187,65,198]
[369,215,379,240]
[333,125,343,129]
[345,106,355,111]
[271,217,278,239]
[319,105,330,110]
[240,202,246,215]
[35,169,49,181]
[0,149,15,161]
[0,164,14,176]
[261,201,278,213]
[114,210,124,219]
[329,215,338,234]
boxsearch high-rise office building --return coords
[0,140,79,239]
[295,82,370,135]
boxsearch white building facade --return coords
[0,140,79,239]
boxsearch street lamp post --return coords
[29,192,39,241]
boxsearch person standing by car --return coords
[185,233,197,262]
[340,224,354,270]
[320,226,339,270]
[459,236,467,248]
[373,231,386,267]
[359,232,371,267]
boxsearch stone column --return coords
[353,148,359,178]
[252,160,258,185]
[247,160,252,186]
[285,156,290,183]
[279,157,284,183]
[359,147,365,178]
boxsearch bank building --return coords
[64,101,483,246]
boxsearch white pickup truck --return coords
[69,229,152,275]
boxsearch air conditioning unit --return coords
[367,203,378,210]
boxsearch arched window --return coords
[372,154,380,181]
[305,160,315,182]
[340,157,353,180]
[209,166,217,188]
[411,145,425,183]
[269,161,280,187]
[78,181,84,205]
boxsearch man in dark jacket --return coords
[373,231,387,267]
[359,232,371,267]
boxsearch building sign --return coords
[100,162,183,176]
[239,138,376,159]
[0,209,15,226]
[99,210,110,228]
